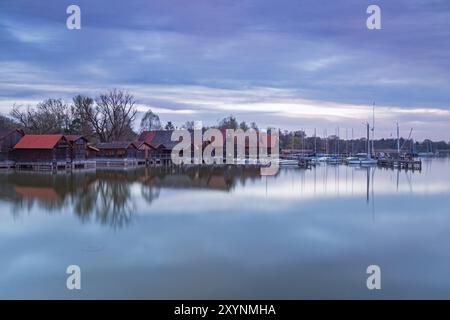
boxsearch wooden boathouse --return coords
[13,134,71,170]
[65,135,96,168]
[132,140,154,165]
[138,130,176,165]
[95,141,140,166]
[0,128,24,168]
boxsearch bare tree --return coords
[72,90,137,142]
[140,109,162,132]
[218,116,238,130]
[0,114,17,129]
[164,121,175,130]
[239,121,249,131]
[95,90,137,142]
[181,121,195,130]
[10,99,71,134]
[71,95,96,140]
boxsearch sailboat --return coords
[360,159,378,166]
[418,140,434,158]
[349,103,378,166]
[346,156,362,165]
[360,122,378,166]
[345,128,360,164]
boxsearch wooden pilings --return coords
[0,161,15,169]
[377,159,422,171]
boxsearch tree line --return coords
[278,131,450,154]
[0,93,262,144]
[1,90,449,152]
[7,90,138,143]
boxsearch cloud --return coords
[1,83,449,140]
[0,0,449,139]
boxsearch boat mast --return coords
[346,128,349,156]
[351,128,354,155]
[301,128,304,157]
[371,102,375,158]
[291,131,294,156]
[337,127,340,156]
[367,122,371,159]
[396,122,400,155]
[314,128,317,155]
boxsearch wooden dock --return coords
[377,159,422,170]
[15,161,72,171]
[14,160,97,171]
[3,158,165,171]
[0,161,15,169]
[298,158,315,169]
[72,160,97,169]
[95,158,139,167]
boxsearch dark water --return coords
[0,159,449,299]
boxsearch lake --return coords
[1,158,449,299]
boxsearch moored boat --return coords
[327,156,342,164]
[346,157,361,165]
[360,158,378,166]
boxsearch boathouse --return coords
[65,135,89,160]
[151,143,174,165]
[13,134,71,169]
[0,128,24,164]
[86,145,100,159]
[215,129,275,161]
[138,130,178,165]
[132,140,154,164]
[95,141,140,167]
[138,129,276,165]
[65,135,97,168]
[96,141,138,158]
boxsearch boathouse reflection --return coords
[0,166,263,228]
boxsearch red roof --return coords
[138,131,157,145]
[15,186,61,201]
[14,134,66,149]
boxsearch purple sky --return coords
[0,0,449,140]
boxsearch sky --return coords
[0,0,449,140]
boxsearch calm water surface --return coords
[0,158,449,299]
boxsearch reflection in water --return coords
[0,162,431,228]
[1,159,450,299]
[0,166,263,228]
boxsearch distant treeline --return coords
[1,89,449,153]
[278,133,449,154]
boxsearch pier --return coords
[0,161,15,169]
[15,161,72,171]
[94,158,139,168]
[15,160,96,171]
[377,159,422,171]
[298,158,315,169]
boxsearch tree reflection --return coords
[0,166,264,228]
[70,174,135,229]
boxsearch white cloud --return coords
[0,81,449,141]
